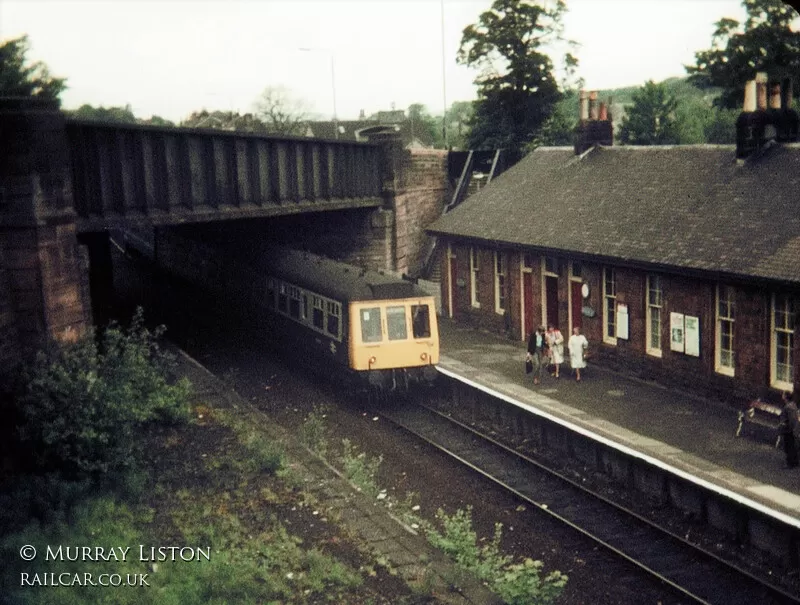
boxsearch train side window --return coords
[412,305,431,338]
[312,297,324,330]
[326,301,341,339]
[266,279,276,309]
[387,306,408,341]
[278,283,288,314]
[289,286,300,319]
[360,307,382,343]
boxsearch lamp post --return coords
[299,47,338,139]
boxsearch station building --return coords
[427,77,800,404]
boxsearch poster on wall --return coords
[685,315,700,357]
[616,303,629,340]
[670,312,685,352]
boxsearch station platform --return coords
[437,319,800,524]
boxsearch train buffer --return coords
[735,399,782,448]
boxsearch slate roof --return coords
[427,144,800,285]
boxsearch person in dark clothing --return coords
[778,391,799,469]
[526,326,548,385]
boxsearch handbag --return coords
[525,359,533,374]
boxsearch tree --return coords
[457,0,577,159]
[686,0,800,109]
[0,34,66,103]
[253,86,311,136]
[407,103,441,147]
[529,89,578,148]
[70,103,138,124]
[181,109,268,132]
[443,100,475,150]
[619,81,680,145]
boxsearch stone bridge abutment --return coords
[0,96,451,377]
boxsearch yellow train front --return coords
[261,247,439,390]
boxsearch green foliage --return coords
[0,34,66,103]
[170,498,361,603]
[15,308,191,476]
[340,438,383,499]
[299,405,330,457]
[687,0,800,108]
[70,103,138,123]
[423,506,567,605]
[619,80,680,145]
[407,103,442,148]
[528,89,578,149]
[443,100,475,150]
[458,0,576,156]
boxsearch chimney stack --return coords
[574,90,613,155]
[737,74,799,158]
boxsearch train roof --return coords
[262,247,430,303]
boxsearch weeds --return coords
[422,506,567,605]
[340,438,383,499]
[299,405,330,456]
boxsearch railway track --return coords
[380,398,800,605]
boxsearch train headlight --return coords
[420,352,428,361]
[369,356,377,365]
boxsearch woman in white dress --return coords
[546,324,565,378]
[568,326,588,381]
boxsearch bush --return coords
[14,308,191,477]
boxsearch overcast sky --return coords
[0,0,767,122]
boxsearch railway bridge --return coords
[0,97,452,374]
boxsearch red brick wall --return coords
[441,239,799,407]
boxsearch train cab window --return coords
[412,305,431,339]
[360,307,382,343]
[326,301,340,339]
[312,297,324,330]
[278,283,288,313]
[387,306,408,340]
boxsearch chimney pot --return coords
[743,80,757,112]
[769,83,782,110]
[579,90,589,121]
[589,91,598,120]
[599,102,608,121]
[756,72,768,111]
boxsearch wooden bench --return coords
[735,399,783,447]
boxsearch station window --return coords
[716,285,735,376]
[412,305,431,339]
[646,275,662,356]
[278,283,288,314]
[387,306,408,340]
[603,268,616,344]
[544,257,560,276]
[326,301,340,338]
[470,247,480,308]
[360,307,382,343]
[494,251,507,314]
[772,293,795,390]
[311,297,324,329]
[302,293,309,321]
